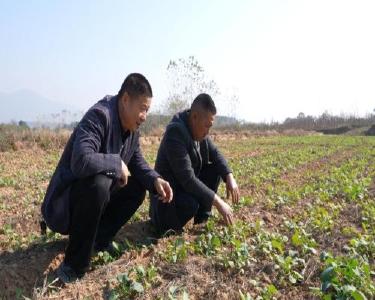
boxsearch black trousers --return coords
[64,174,146,274]
[150,164,221,233]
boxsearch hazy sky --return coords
[1,0,374,122]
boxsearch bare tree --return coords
[164,56,219,115]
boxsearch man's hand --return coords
[154,177,173,203]
[226,173,240,204]
[213,195,233,226]
[119,161,130,187]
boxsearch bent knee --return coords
[127,177,147,205]
[176,194,199,215]
[90,174,113,197]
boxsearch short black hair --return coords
[191,93,217,115]
[118,73,153,98]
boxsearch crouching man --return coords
[41,73,172,283]
[150,93,240,233]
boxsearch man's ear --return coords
[191,110,199,121]
[122,92,130,106]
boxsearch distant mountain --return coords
[0,89,80,123]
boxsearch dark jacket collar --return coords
[171,109,203,166]
[171,109,194,139]
[110,95,130,140]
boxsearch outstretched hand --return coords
[226,173,240,204]
[213,195,234,226]
[154,177,173,203]
[119,161,130,187]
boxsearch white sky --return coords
[1,0,374,122]
[199,0,375,121]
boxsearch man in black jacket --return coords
[150,93,239,233]
[42,73,173,283]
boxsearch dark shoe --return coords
[94,241,119,257]
[55,262,84,284]
[194,211,212,225]
[194,216,209,225]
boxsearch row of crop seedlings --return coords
[232,142,349,193]
[260,148,366,210]
[246,147,371,298]
[214,142,338,207]
[103,141,375,299]
[279,147,375,299]
[148,145,375,298]
[232,143,358,212]
[308,151,373,299]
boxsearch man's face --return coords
[120,93,151,132]
[191,110,215,141]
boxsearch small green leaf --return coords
[266,284,278,295]
[322,294,332,300]
[271,239,284,253]
[289,274,297,284]
[321,266,335,282]
[351,290,367,300]
[132,281,144,293]
[291,231,301,246]
[211,236,221,248]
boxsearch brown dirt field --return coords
[0,136,373,299]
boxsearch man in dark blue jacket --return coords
[42,73,172,283]
[150,93,239,233]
